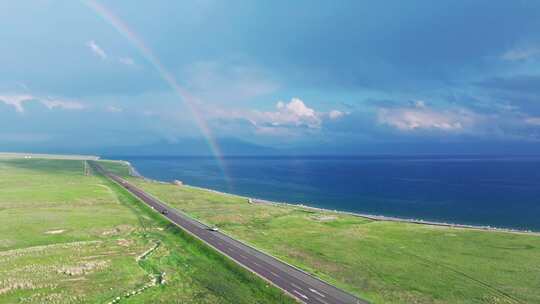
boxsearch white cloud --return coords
[414,100,426,108]
[86,42,137,66]
[378,106,475,132]
[106,105,123,113]
[0,94,86,112]
[279,98,317,119]
[0,95,34,112]
[86,40,107,60]
[256,98,322,129]
[525,117,540,126]
[41,98,86,110]
[501,47,540,61]
[205,98,345,136]
[118,57,135,66]
[329,110,344,119]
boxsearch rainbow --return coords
[84,0,231,188]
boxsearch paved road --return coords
[91,162,368,304]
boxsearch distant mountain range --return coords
[3,137,540,157]
[100,138,278,157]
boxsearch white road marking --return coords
[291,282,303,290]
[252,261,261,267]
[293,290,309,300]
[316,298,330,304]
[270,271,281,278]
[309,288,326,298]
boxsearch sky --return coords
[1,0,540,154]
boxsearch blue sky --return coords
[1,1,540,153]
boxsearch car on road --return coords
[161,209,168,215]
[209,227,219,232]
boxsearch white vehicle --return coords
[209,227,219,232]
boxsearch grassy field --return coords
[101,162,540,304]
[0,159,294,303]
[96,160,132,176]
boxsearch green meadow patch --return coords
[106,160,540,304]
[0,159,293,304]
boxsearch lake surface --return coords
[109,155,540,231]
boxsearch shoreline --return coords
[121,161,539,236]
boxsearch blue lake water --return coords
[109,155,540,231]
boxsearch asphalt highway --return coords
[91,162,367,304]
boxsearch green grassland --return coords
[0,159,294,304]
[103,162,540,304]
[96,160,132,176]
